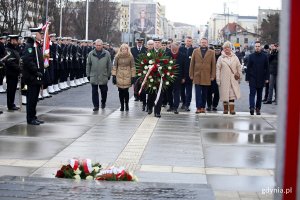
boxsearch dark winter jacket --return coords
[246,51,269,88]
[21,37,44,85]
[269,50,278,75]
[166,50,186,83]
[4,42,21,77]
[179,46,195,82]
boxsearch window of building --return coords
[244,38,248,43]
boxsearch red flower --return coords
[163,69,168,74]
[143,59,148,64]
[55,170,64,178]
[156,73,161,77]
[140,64,144,67]
[163,60,168,64]
[163,77,166,81]
[172,66,176,70]
[170,72,174,76]
[126,173,133,181]
[152,64,158,72]
[158,53,163,57]
[155,59,160,63]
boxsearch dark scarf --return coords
[93,49,105,60]
[200,47,208,58]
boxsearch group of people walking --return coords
[0,25,278,124]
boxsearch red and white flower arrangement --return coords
[136,49,178,94]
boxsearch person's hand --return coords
[36,72,43,78]
[216,80,220,86]
[131,77,135,85]
[181,79,185,84]
[265,80,269,83]
[112,75,116,85]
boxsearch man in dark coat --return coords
[264,43,279,104]
[166,42,186,114]
[179,36,194,111]
[131,38,147,101]
[0,35,7,94]
[246,41,269,115]
[5,35,21,111]
[22,27,45,125]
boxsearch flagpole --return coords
[59,0,63,37]
[45,0,49,22]
[85,0,89,40]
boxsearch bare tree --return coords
[0,0,29,34]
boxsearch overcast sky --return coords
[157,0,282,26]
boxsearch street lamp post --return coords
[59,0,63,37]
[45,0,49,22]
[85,0,89,40]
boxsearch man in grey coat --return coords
[86,39,111,111]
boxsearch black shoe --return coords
[185,107,190,112]
[161,104,166,107]
[101,104,105,109]
[181,105,185,109]
[155,113,161,118]
[134,97,139,101]
[206,107,211,111]
[212,107,218,111]
[142,105,146,111]
[262,98,267,102]
[0,110,3,114]
[256,108,261,115]
[36,119,44,124]
[174,109,179,114]
[93,107,99,111]
[272,99,276,102]
[250,108,254,115]
[120,106,124,111]
[28,120,40,125]
[148,109,152,115]
[8,106,20,111]
[125,104,129,111]
[263,101,272,104]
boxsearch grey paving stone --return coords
[204,145,275,169]
[136,171,208,184]
[0,166,36,177]
[0,138,73,160]
[207,174,275,192]
[0,124,91,139]
[201,131,275,145]
[0,176,214,200]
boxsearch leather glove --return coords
[131,77,135,85]
[112,75,116,85]
[108,76,111,80]
[87,76,90,81]
[36,72,43,78]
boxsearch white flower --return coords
[171,75,174,78]
[138,73,142,76]
[148,76,152,79]
[149,60,153,64]
[166,81,169,85]
[158,66,162,70]
[93,166,100,173]
[143,71,147,74]
[74,175,81,180]
[150,79,154,82]
[189,56,192,59]
[167,72,170,76]
[148,84,152,87]
[141,61,144,64]
[86,175,94,180]
[74,169,82,175]
[168,66,172,70]
[153,86,157,90]
[147,53,151,57]
[169,60,173,64]
[161,74,165,77]
[144,66,149,70]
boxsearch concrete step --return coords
[0,176,215,200]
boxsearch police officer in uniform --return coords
[22,27,44,125]
[5,35,21,111]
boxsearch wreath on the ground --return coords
[136,49,178,94]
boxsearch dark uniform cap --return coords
[214,45,222,50]
[8,35,20,40]
[136,38,144,42]
[161,40,168,45]
[29,27,42,33]
[0,36,7,40]
[153,37,162,42]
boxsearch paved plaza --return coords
[0,80,277,199]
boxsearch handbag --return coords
[224,60,240,80]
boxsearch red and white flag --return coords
[42,21,51,68]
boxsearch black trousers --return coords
[26,84,40,123]
[0,68,4,85]
[92,84,108,108]
[207,80,220,108]
[147,92,163,114]
[118,88,129,105]
[6,76,18,109]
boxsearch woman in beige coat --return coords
[216,41,242,115]
[112,44,136,111]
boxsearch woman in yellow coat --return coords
[112,44,136,111]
